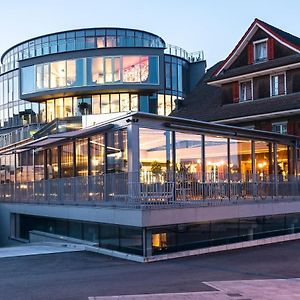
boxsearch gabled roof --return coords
[213,18,300,77]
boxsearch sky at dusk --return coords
[0,0,299,67]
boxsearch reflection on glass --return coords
[120,94,130,112]
[76,139,88,176]
[139,128,172,182]
[96,37,105,48]
[46,99,55,122]
[91,57,104,84]
[61,143,73,178]
[55,98,64,119]
[101,94,110,113]
[255,141,272,180]
[165,95,172,115]
[205,136,228,182]
[130,94,138,111]
[21,66,35,94]
[277,144,289,180]
[157,94,164,115]
[64,97,73,117]
[36,63,49,90]
[90,134,105,176]
[47,147,59,179]
[50,61,66,88]
[110,94,119,113]
[114,57,121,82]
[34,150,44,181]
[229,139,252,181]
[106,130,127,173]
[123,56,149,83]
[92,95,100,114]
[66,60,76,86]
[176,132,202,182]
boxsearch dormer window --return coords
[254,40,268,62]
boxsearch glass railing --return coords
[165,44,204,62]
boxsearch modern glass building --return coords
[0,27,300,261]
[0,27,205,130]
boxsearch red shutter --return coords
[267,38,275,60]
[287,121,295,135]
[232,81,240,103]
[247,43,254,64]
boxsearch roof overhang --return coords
[208,61,300,86]
[213,19,300,77]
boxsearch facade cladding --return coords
[0,27,205,129]
[1,24,300,260]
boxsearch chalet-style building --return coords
[174,19,300,136]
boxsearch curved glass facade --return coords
[0,27,205,129]
[1,28,165,73]
[21,55,159,95]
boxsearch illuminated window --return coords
[50,61,66,88]
[101,94,110,113]
[110,94,120,113]
[90,57,104,84]
[64,97,73,117]
[105,57,113,83]
[55,98,64,119]
[122,56,149,83]
[120,94,130,112]
[152,233,167,248]
[157,94,165,115]
[130,94,138,111]
[92,95,100,115]
[66,60,76,86]
[36,63,49,90]
[46,99,55,122]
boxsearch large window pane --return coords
[229,139,252,181]
[55,98,64,119]
[47,147,59,179]
[89,57,104,85]
[175,132,203,181]
[255,141,273,180]
[110,94,119,113]
[205,136,228,182]
[101,94,110,113]
[277,144,289,180]
[36,63,49,90]
[50,61,66,88]
[92,95,100,114]
[105,57,113,83]
[123,56,148,83]
[64,97,73,117]
[21,66,35,94]
[46,99,55,122]
[76,139,88,176]
[90,134,105,176]
[61,143,73,178]
[120,93,130,112]
[106,129,127,173]
[140,128,172,181]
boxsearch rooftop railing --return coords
[165,44,205,62]
[0,172,299,208]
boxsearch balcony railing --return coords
[0,172,300,208]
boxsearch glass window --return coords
[92,95,100,115]
[175,132,203,187]
[114,57,121,82]
[64,97,73,117]
[240,81,252,102]
[110,94,120,113]
[165,63,171,89]
[106,129,128,173]
[130,94,138,111]
[96,37,105,48]
[77,97,92,115]
[89,57,104,85]
[101,94,110,113]
[254,41,267,62]
[46,99,55,122]
[106,36,117,47]
[165,95,172,115]
[66,60,76,86]
[123,56,148,83]
[139,128,172,181]
[157,94,165,115]
[36,63,49,90]
[34,150,44,181]
[120,93,130,112]
[229,139,252,181]
[85,37,95,49]
[255,141,273,180]
[272,122,287,134]
[21,66,35,94]
[178,64,183,92]
[205,136,228,182]
[271,74,285,96]
[171,63,178,91]
[105,57,113,83]
[46,147,59,179]
[61,143,74,178]
[76,139,88,176]
[277,144,289,180]
[50,61,66,88]
[90,134,105,176]
[55,98,64,119]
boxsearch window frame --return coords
[239,79,253,102]
[253,38,268,63]
[270,72,287,97]
[272,121,288,135]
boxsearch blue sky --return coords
[0,0,299,67]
